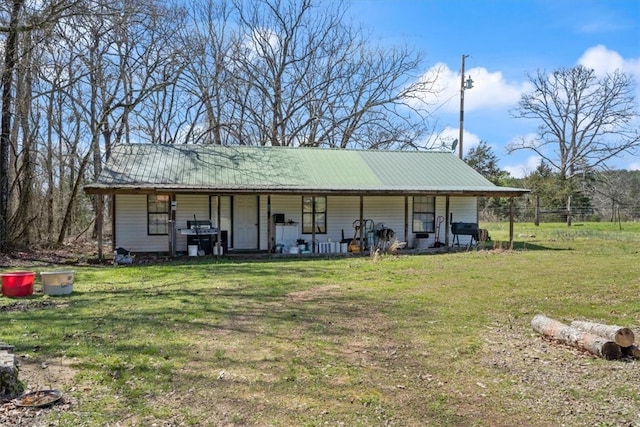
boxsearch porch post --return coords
[404,196,409,245]
[97,194,104,261]
[359,195,364,253]
[169,194,176,257]
[110,194,116,253]
[267,195,272,253]
[444,195,450,247]
[509,197,514,249]
[216,195,222,255]
[311,195,316,253]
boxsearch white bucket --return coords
[41,271,74,295]
[340,242,348,253]
[188,245,199,256]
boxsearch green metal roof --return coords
[84,144,529,196]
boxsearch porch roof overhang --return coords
[84,184,528,198]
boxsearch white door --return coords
[233,196,258,249]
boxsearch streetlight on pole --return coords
[459,54,474,159]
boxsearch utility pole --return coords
[459,54,474,159]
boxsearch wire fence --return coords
[480,203,640,224]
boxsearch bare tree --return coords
[222,0,438,149]
[509,65,640,179]
[0,0,81,250]
[53,0,186,251]
[0,0,186,251]
[173,0,239,145]
[584,170,640,222]
[1,0,446,251]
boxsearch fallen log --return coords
[570,320,635,347]
[531,314,622,360]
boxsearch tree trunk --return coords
[531,314,622,360]
[14,34,35,246]
[570,320,635,348]
[0,0,25,251]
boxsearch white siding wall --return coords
[265,194,478,250]
[268,195,302,250]
[363,196,406,241]
[259,196,270,250]
[115,193,480,253]
[326,196,365,244]
[269,195,302,225]
[175,194,210,252]
[404,196,478,248]
[268,195,407,249]
[211,196,232,249]
[114,194,169,252]
[442,197,478,247]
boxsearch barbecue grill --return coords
[181,220,217,255]
[451,222,479,247]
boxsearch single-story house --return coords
[83,143,529,256]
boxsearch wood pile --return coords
[531,314,639,360]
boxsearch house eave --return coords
[83,185,529,198]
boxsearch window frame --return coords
[412,196,436,233]
[147,194,170,236]
[301,196,327,234]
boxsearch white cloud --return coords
[504,155,542,179]
[578,45,640,79]
[578,45,640,158]
[431,126,480,155]
[415,63,531,114]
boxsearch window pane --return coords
[149,213,168,235]
[301,196,326,234]
[315,197,326,213]
[302,213,314,234]
[413,213,435,232]
[412,196,435,233]
[148,195,169,213]
[148,195,169,235]
[302,196,313,213]
[314,212,326,233]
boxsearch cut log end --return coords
[613,328,635,348]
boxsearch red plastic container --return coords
[1,271,35,297]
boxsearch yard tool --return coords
[431,216,446,248]
[193,214,205,256]
[349,219,373,253]
[348,220,362,252]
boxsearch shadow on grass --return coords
[486,240,573,251]
[1,272,373,363]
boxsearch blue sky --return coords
[346,0,640,177]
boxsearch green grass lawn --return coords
[2,222,640,426]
